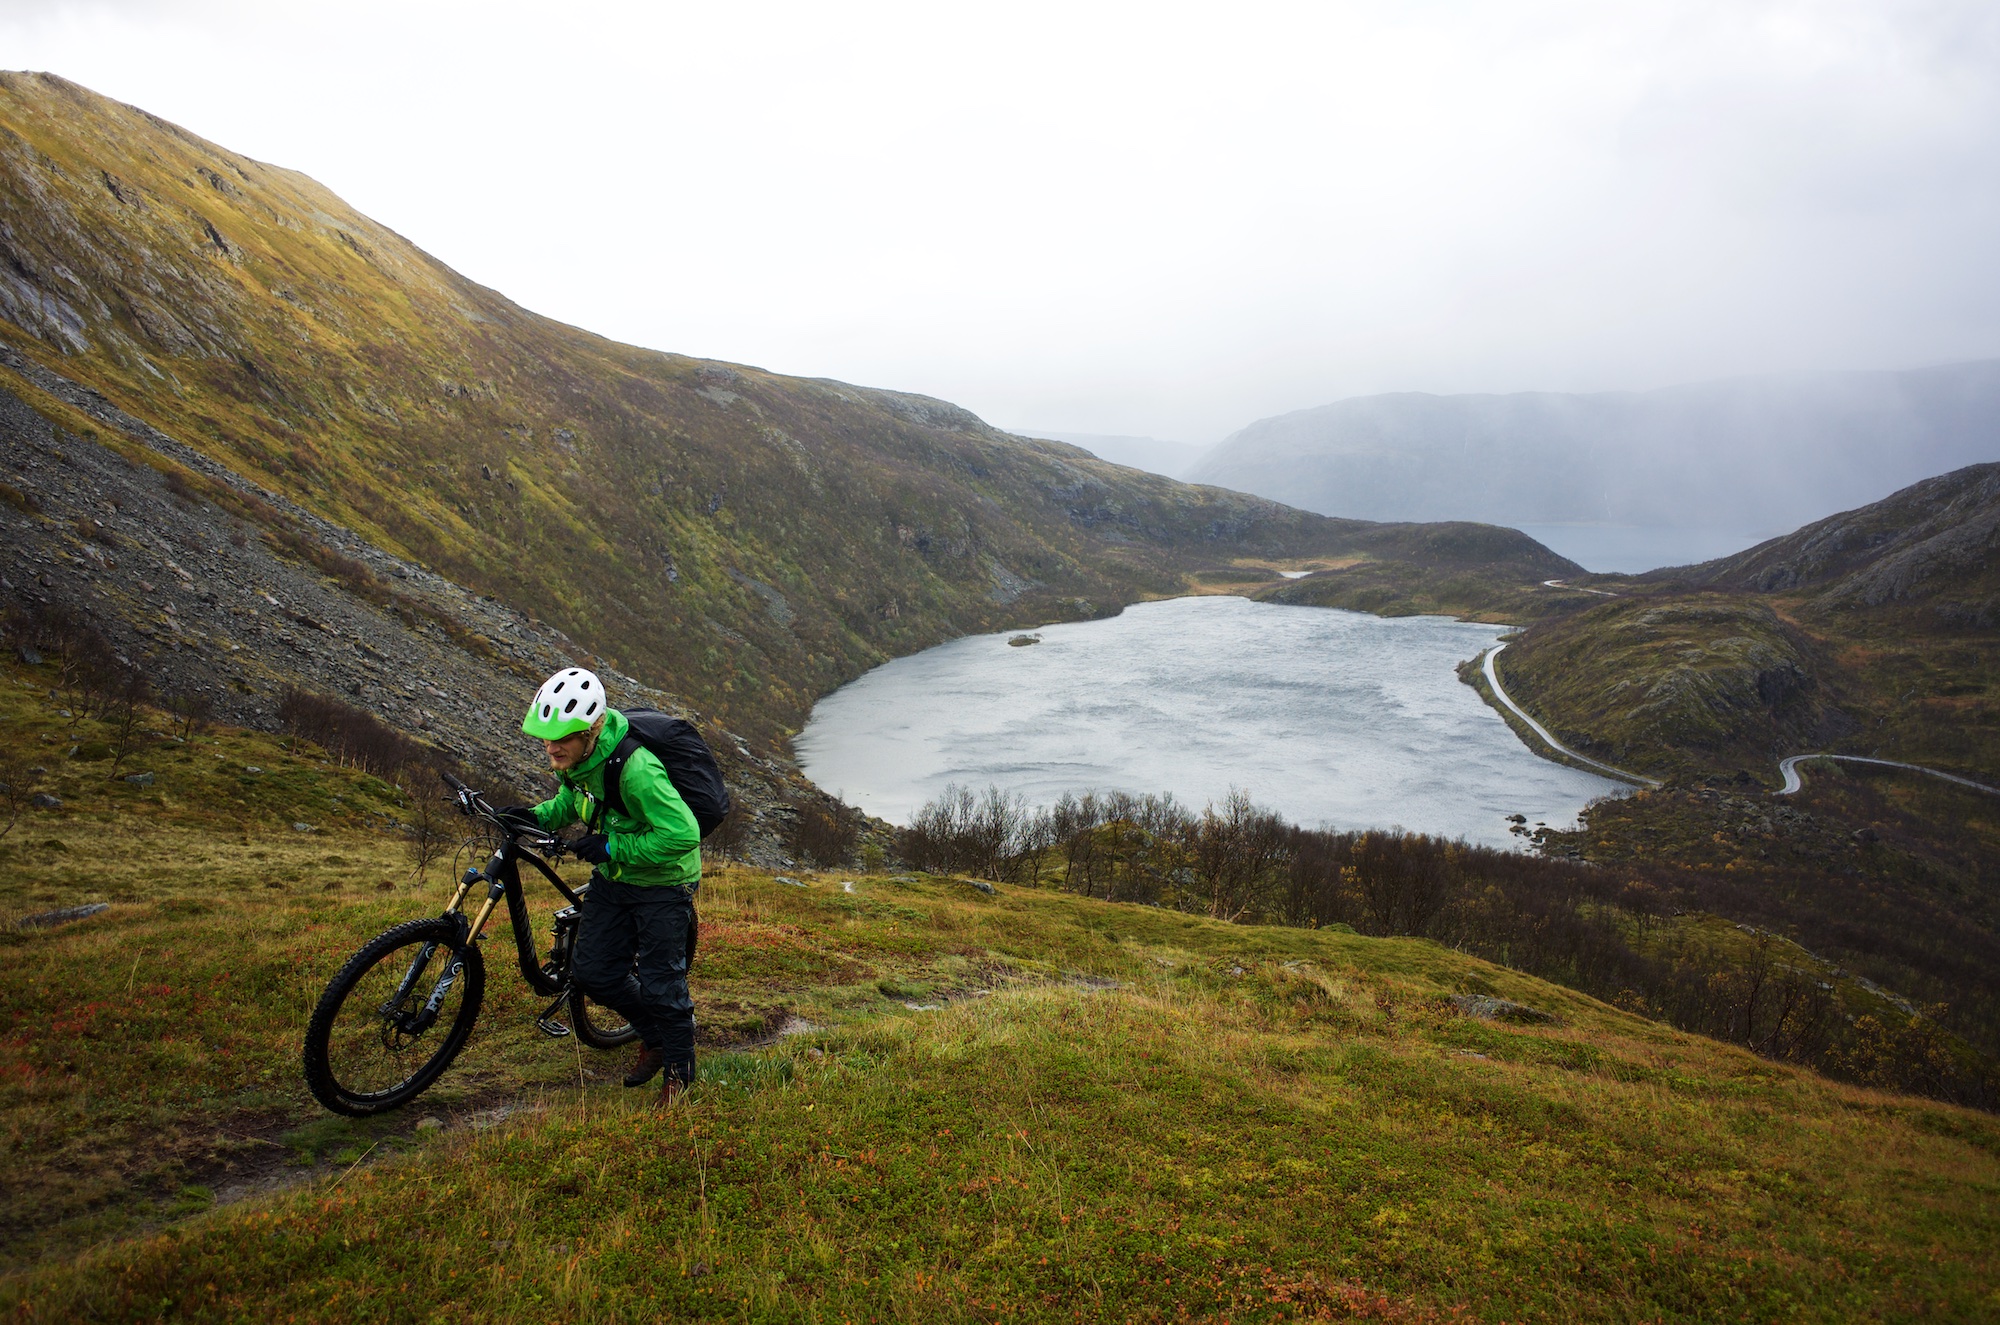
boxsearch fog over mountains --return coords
[1190,361,2000,567]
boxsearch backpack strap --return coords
[590,734,641,831]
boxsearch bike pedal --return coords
[534,1016,573,1039]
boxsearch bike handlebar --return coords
[436,768,568,859]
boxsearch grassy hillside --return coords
[3,671,1998,1321]
[1677,461,2000,619]
[0,72,1570,750]
[1254,523,1588,624]
[1490,595,1850,781]
[1488,465,2000,787]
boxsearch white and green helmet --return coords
[523,667,606,740]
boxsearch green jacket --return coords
[528,709,701,888]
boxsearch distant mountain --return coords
[1190,365,2000,540]
[1014,432,1210,479]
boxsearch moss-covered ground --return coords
[3,676,1998,1321]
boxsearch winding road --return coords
[1480,643,2000,799]
[1541,579,1618,597]
[1775,754,2000,798]
[1480,644,1661,787]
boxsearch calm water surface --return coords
[796,596,1621,847]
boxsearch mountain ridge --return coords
[0,71,1575,750]
[1666,461,2000,625]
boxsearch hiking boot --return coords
[660,1058,696,1106]
[623,1044,668,1088]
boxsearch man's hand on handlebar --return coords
[496,805,542,836]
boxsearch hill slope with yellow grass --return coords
[0,667,1995,1321]
[0,72,1575,750]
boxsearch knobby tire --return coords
[303,917,485,1116]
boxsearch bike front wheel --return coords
[303,917,486,1116]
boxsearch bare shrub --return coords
[1345,830,1458,935]
[277,687,443,783]
[162,467,201,506]
[14,602,119,719]
[786,795,859,869]
[1187,790,1292,920]
[402,786,451,884]
[162,688,215,740]
[0,760,42,841]
[103,667,154,780]
[904,788,1032,880]
[706,802,751,860]
[899,784,976,874]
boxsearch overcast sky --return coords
[6,0,1999,443]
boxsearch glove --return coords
[496,805,541,835]
[573,832,612,865]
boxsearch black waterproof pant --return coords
[572,875,697,1080]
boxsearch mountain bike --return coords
[302,771,640,1116]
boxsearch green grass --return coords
[1258,561,1589,626]
[3,683,1999,1319]
[8,882,2000,1321]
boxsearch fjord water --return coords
[797,596,1621,847]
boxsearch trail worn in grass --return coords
[6,869,2000,1319]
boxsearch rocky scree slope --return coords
[0,371,827,848]
[0,72,1558,750]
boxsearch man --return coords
[510,667,701,1102]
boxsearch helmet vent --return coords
[563,697,578,714]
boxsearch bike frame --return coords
[440,829,581,998]
[436,774,596,1033]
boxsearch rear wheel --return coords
[571,988,641,1049]
[303,917,485,1116]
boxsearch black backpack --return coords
[594,708,733,839]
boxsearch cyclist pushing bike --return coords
[303,666,727,1116]
[504,667,703,1103]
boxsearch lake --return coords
[795,596,1623,847]
[1514,523,1782,574]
